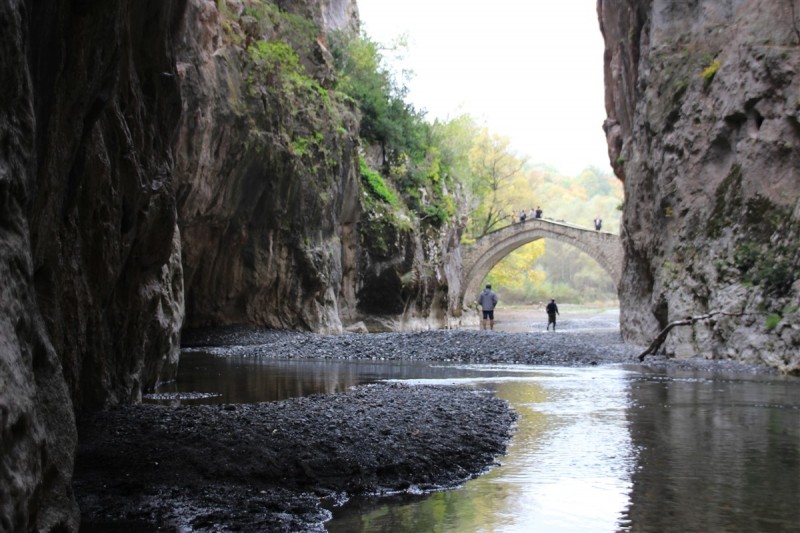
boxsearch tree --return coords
[429,114,479,187]
[330,31,427,167]
[485,241,546,302]
[466,129,526,238]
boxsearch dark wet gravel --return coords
[181,323,781,376]
[76,323,778,532]
[181,326,641,365]
[75,383,515,532]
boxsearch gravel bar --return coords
[75,325,775,531]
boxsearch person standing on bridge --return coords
[528,208,535,220]
[535,206,543,219]
[478,283,498,330]
[594,216,602,231]
[519,209,526,223]
[546,298,559,331]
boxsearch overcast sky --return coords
[355,0,610,176]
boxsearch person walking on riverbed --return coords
[479,284,498,330]
[546,299,559,331]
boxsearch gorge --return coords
[1,0,798,530]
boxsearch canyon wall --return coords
[174,0,358,333]
[174,0,461,334]
[27,0,186,412]
[1,2,78,529]
[1,0,459,527]
[2,0,187,528]
[599,0,800,372]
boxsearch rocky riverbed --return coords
[178,310,637,365]
[75,382,515,532]
[73,315,777,532]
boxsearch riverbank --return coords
[178,313,636,366]
[74,318,775,531]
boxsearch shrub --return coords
[734,242,759,274]
[765,313,781,330]
[360,157,398,206]
[702,58,721,81]
[330,31,428,165]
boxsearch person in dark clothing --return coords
[594,216,602,231]
[535,206,543,219]
[546,299,559,331]
[478,283,498,330]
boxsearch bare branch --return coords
[637,311,746,361]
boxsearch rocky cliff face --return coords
[174,0,361,333]
[1,3,78,528]
[1,0,461,527]
[599,0,800,372]
[174,0,460,334]
[2,0,187,529]
[27,0,186,412]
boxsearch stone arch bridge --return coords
[459,219,623,307]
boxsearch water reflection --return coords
[147,352,493,405]
[329,367,636,532]
[621,368,800,533]
[155,353,800,532]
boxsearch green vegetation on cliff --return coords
[217,0,623,307]
[331,32,427,165]
[331,30,457,228]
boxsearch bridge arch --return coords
[459,219,622,307]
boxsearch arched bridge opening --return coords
[459,219,622,308]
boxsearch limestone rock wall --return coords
[2,0,187,528]
[0,0,459,527]
[354,218,463,332]
[599,0,800,372]
[1,3,79,529]
[174,0,459,333]
[174,0,361,333]
[26,0,186,411]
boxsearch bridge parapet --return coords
[460,219,622,307]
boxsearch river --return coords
[149,344,800,532]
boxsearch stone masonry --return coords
[460,219,623,307]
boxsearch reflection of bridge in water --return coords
[459,218,623,307]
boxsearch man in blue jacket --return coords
[478,284,498,330]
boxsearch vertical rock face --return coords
[354,214,464,332]
[2,0,186,528]
[1,3,79,529]
[174,0,361,333]
[320,0,360,32]
[599,0,800,371]
[27,0,186,410]
[174,0,459,333]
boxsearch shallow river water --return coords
[149,351,800,532]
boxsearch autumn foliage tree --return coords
[465,129,527,238]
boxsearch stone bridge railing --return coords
[459,218,622,307]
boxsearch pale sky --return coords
[355,0,610,176]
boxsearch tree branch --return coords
[637,311,745,361]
